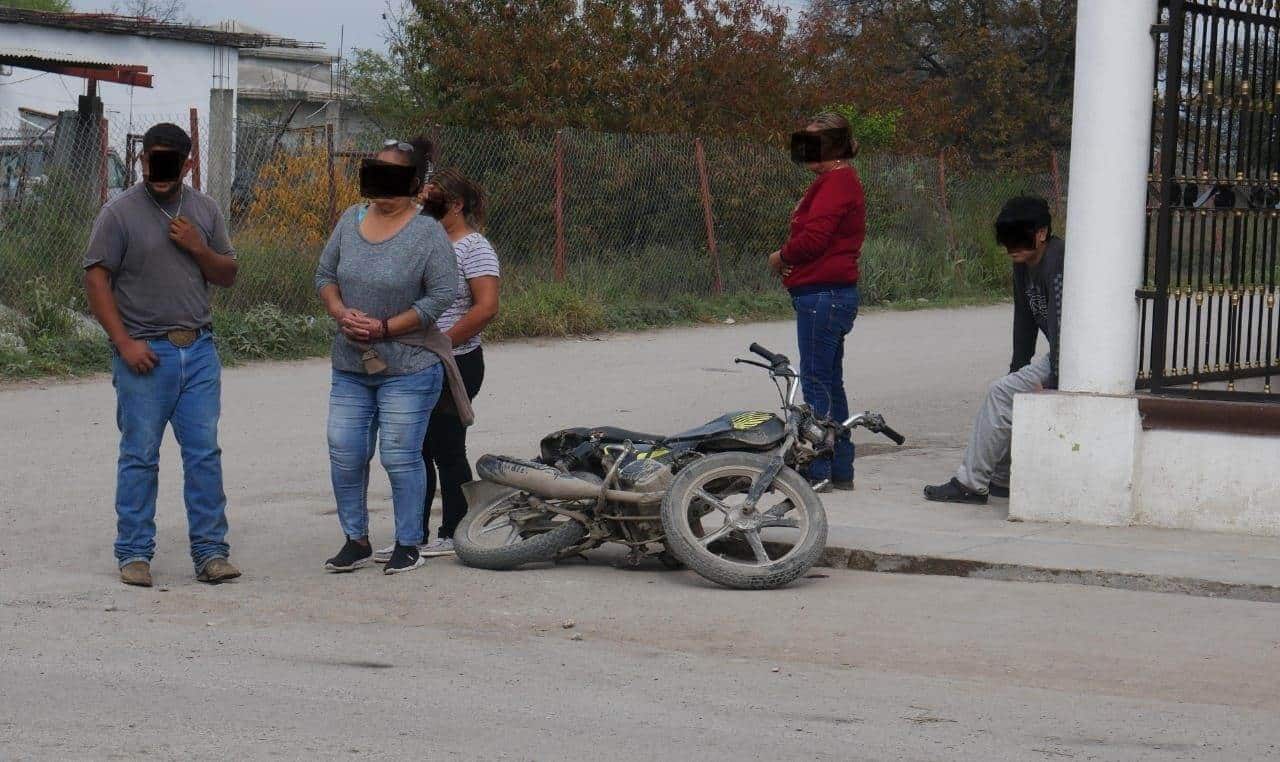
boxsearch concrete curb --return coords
[811,544,1280,603]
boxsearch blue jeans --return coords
[792,285,860,482]
[327,364,443,546]
[112,332,228,572]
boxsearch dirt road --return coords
[5,306,1278,759]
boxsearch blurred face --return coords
[803,123,842,175]
[420,181,462,221]
[140,148,191,199]
[369,148,418,214]
[1006,227,1050,265]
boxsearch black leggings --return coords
[423,347,485,539]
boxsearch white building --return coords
[1012,0,1280,537]
[0,8,322,211]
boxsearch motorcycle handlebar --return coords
[879,424,906,446]
[749,343,789,367]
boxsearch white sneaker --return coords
[420,538,455,557]
[373,542,432,563]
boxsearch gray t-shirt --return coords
[82,183,234,339]
[315,204,459,376]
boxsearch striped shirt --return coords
[437,232,500,355]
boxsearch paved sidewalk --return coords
[807,443,1280,602]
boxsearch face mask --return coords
[147,150,185,182]
[790,127,854,164]
[421,193,452,220]
[359,160,418,199]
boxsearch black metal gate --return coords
[1141,0,1280,400]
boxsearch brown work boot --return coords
[120,560,153,587]
[196,557,241,584]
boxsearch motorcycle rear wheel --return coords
[454,491,587,571]
[660,452,827,590]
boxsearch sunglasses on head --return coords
[383,139,414,154]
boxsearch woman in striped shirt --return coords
[375,168,500,563]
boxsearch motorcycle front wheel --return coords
[454,489,587,571]
[660,452,827,590]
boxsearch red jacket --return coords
[780,166,866,289]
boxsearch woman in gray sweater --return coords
[314,138,459,575]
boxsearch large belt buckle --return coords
[167,329,198,348]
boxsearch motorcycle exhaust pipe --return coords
[475,454,659,505]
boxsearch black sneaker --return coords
[324,539,372,572]
[832,480,855,491]
[383,543,426,575]
[988,483,1010,499]
[923,478,988,505]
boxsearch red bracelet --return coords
[381,318,391,338]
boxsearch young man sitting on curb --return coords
[924,196,1064,504]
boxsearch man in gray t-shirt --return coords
[83,123,242,588]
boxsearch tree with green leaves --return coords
[0,0,73,11]
[799,0,1077,163]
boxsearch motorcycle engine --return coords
[609,455,676,544]
[618,458,673,493]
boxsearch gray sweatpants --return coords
[955,354,1054,493]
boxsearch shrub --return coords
[214,304,334,362]
[236,146,362,253]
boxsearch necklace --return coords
[147,186,184,221]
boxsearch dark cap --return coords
[142,123,192,155]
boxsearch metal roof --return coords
[0,9,322,50]
[0,46,144,69]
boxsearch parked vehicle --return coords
[0,137,126,204]
[456,343,905,589]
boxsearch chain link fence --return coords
[0,107,1069,372]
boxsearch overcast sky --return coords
[74,0,808,59]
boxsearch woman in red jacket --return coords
[768,112,866,492]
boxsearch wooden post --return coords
[98,116,109,206]
[694,138,724,295]
[937,149,959,285]
[326,123,337,227]
[188,107,201,191]
[1050,150,1063,217]
[553,129,566,282]
[937,149,956,250]
[430,122,442,168]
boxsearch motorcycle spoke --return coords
[744,530,771,564]
[504,524,522,545]
[760,499,794,522]
[694,488,732,516]
[479,519,512,536]
[759,517,800,529]
[699,522,735,547]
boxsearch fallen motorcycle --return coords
[456,343,905,589]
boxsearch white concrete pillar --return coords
[1058,0,1159,395]
[207,88,235,220]
[1010,0,1157,528]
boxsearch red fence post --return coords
[188,107,202,191]
[326,123,337,227]
[553,129,567,282]
[98,116,109,206]
[694,138,724,296]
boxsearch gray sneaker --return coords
[373,542,430,563]
[420,538,455,557]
